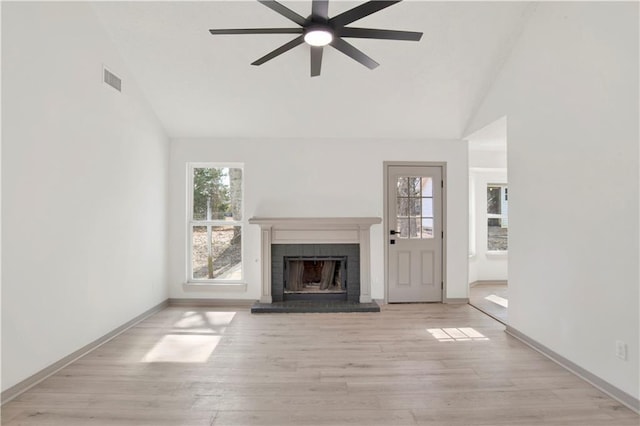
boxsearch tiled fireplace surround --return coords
[248,217,381,304]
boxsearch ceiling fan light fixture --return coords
[304,28,333,46]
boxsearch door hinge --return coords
[441,281,444,289]
[441,180,444,188]
[441,231,444,238]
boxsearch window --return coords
[469,176,476,256]
[188,164,243,281]
[487,184,508,251]
[396,176,434,239]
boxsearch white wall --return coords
[467,2,639,400]
[2,3,169,391]
[169,138,468,301]
[468,169,508,283]
[468,150,507,170]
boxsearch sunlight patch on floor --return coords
[142,334,221,363]
[427,327,490,342]
[142,311,235,363]
[485,294,508,308]
[174,311,236,329]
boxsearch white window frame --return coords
[187,162,244,284]
[469,175,476,257]
[487,183,508,253]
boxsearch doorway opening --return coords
[466,116,508,324]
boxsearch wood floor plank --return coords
[2,304,637,426]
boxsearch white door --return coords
[387,165,443,302]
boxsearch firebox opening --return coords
[284,256,347,295]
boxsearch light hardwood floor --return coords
[469,282,508,324]
[2,304,638,425]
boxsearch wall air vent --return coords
[103,66,122,92]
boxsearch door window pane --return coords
[422,197,433,217]
[408,177,421,196]
[396,177,409,196]
[422,218,434,238]
[409,198,421,216]
[397,218,409,239]
[421,177,433,197]
[395,175,436,239]
[409,217,421,238]
[397,198,409,217]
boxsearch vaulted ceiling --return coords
[92,1,533,139]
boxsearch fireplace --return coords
[271,244,359,302]
[248,217,381,304]
[284,257,347,298]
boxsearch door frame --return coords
[383,161,448,303]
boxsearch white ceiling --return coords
[92,1,533,139]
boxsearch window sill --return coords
[183,282,248,292]
[486,250,508,257]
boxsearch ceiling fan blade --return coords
[258,0,306,26]
[330,38,379,70]
[251,36,305,66]
[338,27,422,41]
[209,28,303,35]
[310,46,323,77]
[330,1,401,28]
[312,0,329,20]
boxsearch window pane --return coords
[397,197,409,217]
[192,167,243,221]
[422,197,433,217]
[421,218,434,238]
[192,226,209,279]
[408,177,420,196]
[421,177,433,197]
[488,222,508,251]
[192,225,242,280]
[409,198,421,217]
[227,168,243,221]
[409,217,421,238]
[396,177,408,196]
[396,218,409,239]
[487,186,501,215]
[487,184,508,251]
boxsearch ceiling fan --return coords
[209,0,423,77]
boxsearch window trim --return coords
[468,175,476,257]
[187,162,245,284]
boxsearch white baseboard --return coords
[1,299,169,405]
[444,297,470,304]
[168,298,255,307]
[469,280,508,287]
[506,325,639,414]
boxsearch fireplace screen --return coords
[284,257,347,294]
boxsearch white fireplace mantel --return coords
[248,217,381,304]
